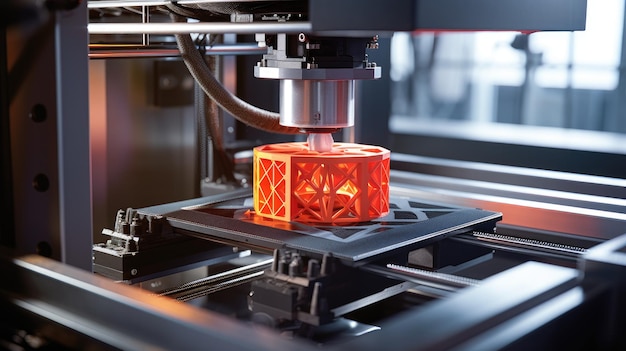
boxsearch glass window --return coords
[389,0,626,138]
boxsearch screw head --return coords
[29,104,47,123]
[32,174,50,192]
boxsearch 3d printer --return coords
[4,1,626,350]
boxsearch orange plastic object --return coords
[253,142,390,224]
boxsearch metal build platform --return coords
[138,189,502,266]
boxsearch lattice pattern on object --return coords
[253,142,390,224]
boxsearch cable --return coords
[165,2,227,22]
[168,10,301,135]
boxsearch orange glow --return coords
[253,142,390,224]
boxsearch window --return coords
[389,0,626,141]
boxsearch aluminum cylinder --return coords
[279,79,355,129]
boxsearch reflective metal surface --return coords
[255,66,381,80]
[344,261,582,351]
[280,79,355,129]
[7,0,92,268]
[88,22,312,35]
[88,0,289,8]
[89,44,267,59]
[89,59,198,244]
[159,258,272,301]
[364,263,482,290]
[390,154,626,240]
[0,254,315,351]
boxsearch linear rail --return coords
[361,263,481,292]
[88,22,312,35]
[88,44,267,59]
[472,231,588,255]
[88,0,288,8]
[160,258,272,301]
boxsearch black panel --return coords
[310,0,415,34]
[356,36,392,148]
[310,0,586,34]
[416,0,587,31]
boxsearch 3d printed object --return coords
[253,142,390,224]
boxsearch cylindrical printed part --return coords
[253,142,390,224]
[280,80,355,129]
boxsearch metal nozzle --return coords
[307,133,334,152]
[280,79,355,129]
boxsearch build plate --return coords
[139,190,501,266]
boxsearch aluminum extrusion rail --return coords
[88,21,313,35]
[88,0,286,8]
[89,44,267,58]
[0,254,315,351]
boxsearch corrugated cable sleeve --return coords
[170,12,301,135]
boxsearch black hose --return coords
[165,3,228,22]
[169,12,301,135]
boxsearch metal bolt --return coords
[29,104,47,123]
[131,268,138,276]
[32,174,50,192]
[298,33,306,42]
